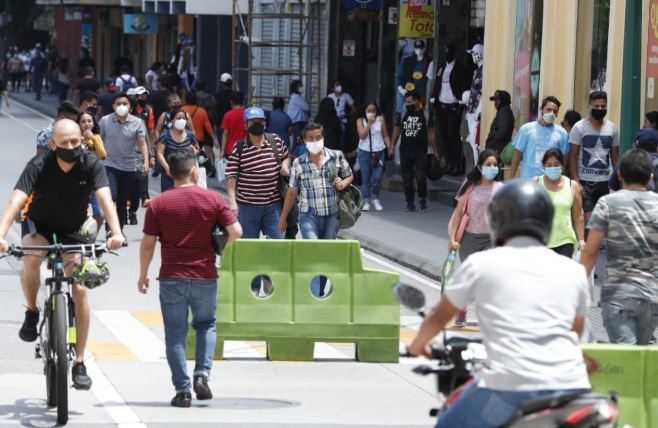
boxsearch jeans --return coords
[299,210,340,240]
[400,150,427,206]
[237,201,284,239]
[159,278,217,392]
[357,149,384,200]
[291,122,307,157]
[160,173,174,192]
[436,382,590,428]
[57,81,69,103]
[105,167,135,230]
[601,298,658,345]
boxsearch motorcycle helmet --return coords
[488,179,553,246]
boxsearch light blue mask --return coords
[544,166,562,180]
[481,166,499,180]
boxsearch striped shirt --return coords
[290,148,352,216]
[225,134,288,206]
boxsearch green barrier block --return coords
[581,344,646,428]
[187,240,400,363]
[646,347,658,428]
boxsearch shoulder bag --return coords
[447,184,474,243]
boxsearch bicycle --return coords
[4,242,115,425]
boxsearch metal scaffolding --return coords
[232,0,325,110]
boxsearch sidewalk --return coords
[9,90,59,118]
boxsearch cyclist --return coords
[0,118,125,390]
[407,180,591,428]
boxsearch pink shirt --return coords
[456,182,503,234]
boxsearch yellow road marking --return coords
[87,341,138,361]
[130,311,163,326]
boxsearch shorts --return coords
[199,134,214,148]
[21,217,90,245]
[581,180,609,213]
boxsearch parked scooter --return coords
[393,282,620,427]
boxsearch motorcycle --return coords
[393,282,620,427]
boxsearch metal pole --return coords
[619,0,641,155]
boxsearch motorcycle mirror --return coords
[392,282,426,311]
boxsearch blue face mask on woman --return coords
[544,166,562,180]
[481,166,499,180]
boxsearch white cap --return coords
[220,73,233,83]
[134,86,149,95]
[126,88,137,96]
[467,43,484,55]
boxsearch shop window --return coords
[469,0,485,29]
[590,0,610,92]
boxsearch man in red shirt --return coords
[137,150,242,408]
[220,91,247,157]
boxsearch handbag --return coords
[447,184,474,242]
[368,122,381,167]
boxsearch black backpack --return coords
[119,75,136,91]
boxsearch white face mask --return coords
[335,85,342,94]
[542,112,556,125]
[115,105,129,117]
[298,86,304,93]
[415,48,424,57]
[174,118,187,131]
[306,139,324,154]
[366,112,376,120]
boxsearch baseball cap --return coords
[413,39,426,49]
[134,86,149,95]
[467,43,484,55]
[635,128,658,145]
[220,73,233,83]
[126,88,137,96]
[244,106,266,121]
[489,90,502,101]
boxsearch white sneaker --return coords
[362,201,371,211]
[372,199,383,211]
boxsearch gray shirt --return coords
[99,113,146,172]
[569,118,619,182]
[587,189,658,303]
[446,237,590,391]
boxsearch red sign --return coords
[648,0,658,78]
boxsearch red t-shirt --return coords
[221,107,247,155]
[143,185,237,280]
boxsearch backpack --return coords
[119,75,137,91]
[326,151,363,229]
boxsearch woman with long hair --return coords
[79,110,107,229]
[157,108,199,192]
[314,97,342,150]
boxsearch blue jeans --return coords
[299,210,340,240]
[436,382,590,428]
[358,149,384,200]
[159,278,217,392]
[105,167,135,229]
[237,202,284,239]
[601,297,658,345]
[291,122,307,157]
[160,173,174,192]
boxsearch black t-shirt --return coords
[0,79,5,92]
[148,89,172,122]
[396,109,429,153]
[77,77,102,94]
[16,152,109,234]
[214,89,233,128]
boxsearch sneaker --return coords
[362,201,371,212]
[420,199,428,212]
[193,375,213,400]
[404,204,416,212]
[372,199,383,211]
[128,211,138,225]
[171,391,192,408]
[72,361,92,390]
[19,309,39,342]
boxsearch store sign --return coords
[647,0,658,78]
[123,13,158,35]
[398,3,434,37]
[342,0,382,9]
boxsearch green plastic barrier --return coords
[646,347,658,428]
[581,344,646,427]
[187,240,400,363]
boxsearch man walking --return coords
[485,89,515,154]
[510,96,569,179]
[30,45,48,101]
[138,150,242,407]
[569,91,619,223]
[226,107,289,239]
[580,149,658,345]
[99,92,149,231]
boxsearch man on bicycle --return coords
[407,180,591,428]
[0,118,125,390]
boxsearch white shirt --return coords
[328,92,354,123]
[445,237,591,391]
[115,74,137,92]
[438,61,459,104]
[145,69,159,91]
[358,117,386,152]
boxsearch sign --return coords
[123,13,158,35]
[647,0,658,78]
[342,0,382,9]
[388,7,399,24]
[398,4,434,38]
[342,40,355,57]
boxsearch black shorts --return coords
[21,217,88,245]
[581,180,609,213]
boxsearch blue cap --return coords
[244,106,266,121]
[635,128,658,145]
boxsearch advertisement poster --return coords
[80,24,93,53]
[123,14,158,35]
[512,0,543,128]
[398,0,434,38]
[647,0,658,78]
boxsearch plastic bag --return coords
[197,167,207,189]
[215,158,227,184]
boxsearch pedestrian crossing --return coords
[88,310,480,365]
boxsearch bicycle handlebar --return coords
[7,241,125,258]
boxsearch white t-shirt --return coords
[145,69,159,91]
[569,118,619,182]
[328,92,354,123]
[358,117,386,152]
[445,237,591,391]
[114,74,138,92]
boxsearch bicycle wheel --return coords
[44,306,57,407]
[53,293,68,425]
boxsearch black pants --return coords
[32,73,44,98]
[400,150,427,205]
[129,172,150,212]
[105,166,135,230]
[436,103,463,171]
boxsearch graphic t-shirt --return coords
[395,109,428,153]
[569,119,619,182]
[513,121,569,179]
[587,190,658,303]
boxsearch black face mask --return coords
[87,106,97,116]
[170,104,181,110]
[591,108,607,120]
[137,99,147,106]
[56,146,83,164]
[248,123,266,136]
[405,104,415,113]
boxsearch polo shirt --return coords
[99,113,146,172]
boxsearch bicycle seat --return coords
[517,390,588,415]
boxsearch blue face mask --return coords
[544,166,563,180]
[481,166,499,180]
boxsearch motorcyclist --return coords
[408,179,591,428]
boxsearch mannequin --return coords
[396,39,432,112]
[465,43,483,167]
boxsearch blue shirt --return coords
[513,121,569,179]
[267,109,293,148]
[609,152,658,191]
[287,93,310,123]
